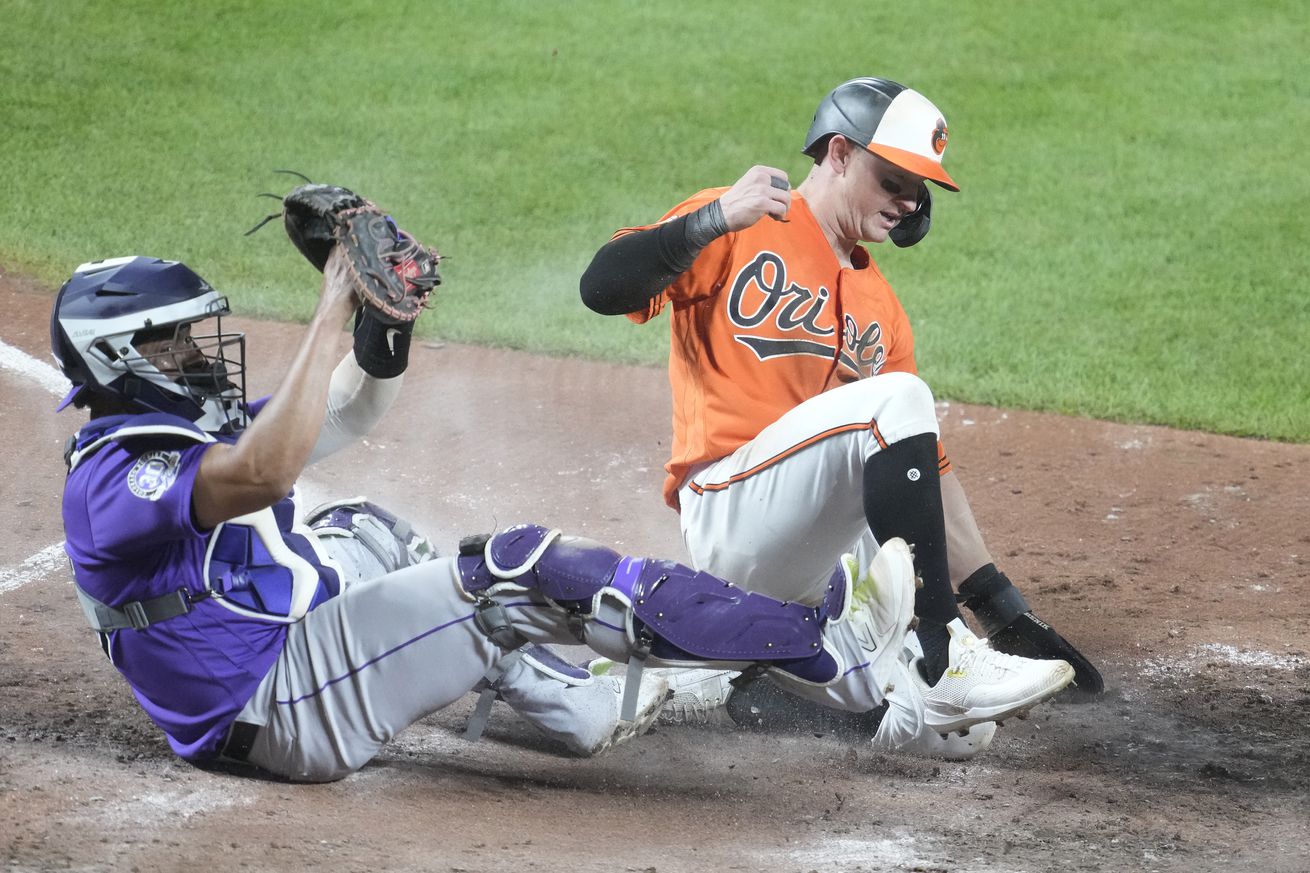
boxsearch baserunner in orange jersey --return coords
[580,77,1103,759]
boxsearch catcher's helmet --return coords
[803,77,959,191]
[50,256,247,433]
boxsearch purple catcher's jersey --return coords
[61,409,342,761]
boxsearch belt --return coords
[220,720,260,762]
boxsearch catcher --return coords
[51,188,927,781]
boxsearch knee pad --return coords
[455,524,622,608]
[874,371,935,415]
[306,497,437,575]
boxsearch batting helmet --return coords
[50,256,248,433]
[803,77,959,192]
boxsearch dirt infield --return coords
[3,269,1308,873]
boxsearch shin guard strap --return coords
[463,648,527,742]
[473,598,528,651]
[621,631,654,722]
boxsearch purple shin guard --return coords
[456,525,848,686]
[612,559,824,661]
[615,559,847,685]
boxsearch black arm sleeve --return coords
[579,199,729,316]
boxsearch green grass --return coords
[2,0,1306,440]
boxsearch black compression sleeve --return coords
[579,199,729,316]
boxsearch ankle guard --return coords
[956,564,1030,637]
[961,565,1105,697]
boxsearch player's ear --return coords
[827,135,853,174]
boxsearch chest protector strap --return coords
[73,583,204,632]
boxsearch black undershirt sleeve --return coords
[579,199,729,316]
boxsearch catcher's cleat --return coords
[590,662,737,727]
[574,665,671,757]
[651,667,737,726]
[715,665,993,759]
[909,619,1074,735]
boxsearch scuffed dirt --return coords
[2,270,1308,873]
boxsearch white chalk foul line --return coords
[1,541,69,594]
[1,341,70,594]
[0,339,69,397]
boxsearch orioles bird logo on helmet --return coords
[931,119,949,156]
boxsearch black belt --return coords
[220,720,260,762]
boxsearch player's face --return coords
[844,150,924,244]
[136,324,209,379]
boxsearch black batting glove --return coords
[352,306,412,379]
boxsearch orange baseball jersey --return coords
[616,188,951,508]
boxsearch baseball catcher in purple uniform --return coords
[53,250,930,782]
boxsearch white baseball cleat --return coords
[650,668,738,726]
[841,537,919,687]
[574,666,671,757]
[870,655,997,761]
[911,618,1074,735]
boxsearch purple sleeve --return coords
[246,396,271,418]
[76,442,210,558]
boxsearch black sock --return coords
[862,433,960,683]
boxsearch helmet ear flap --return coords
[804,132,835,164]
[889,184,932,248]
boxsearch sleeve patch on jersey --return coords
[127,450,183,501]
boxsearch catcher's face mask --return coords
[134,320,246,408]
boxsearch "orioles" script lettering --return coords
[725,251,886,378]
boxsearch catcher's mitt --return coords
[247,176,441,325]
